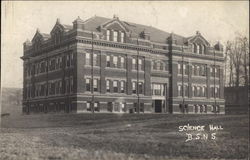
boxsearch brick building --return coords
[21,15,225,114]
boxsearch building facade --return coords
[21,15,225,114]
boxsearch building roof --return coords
[41,33,51,40]
[81,16,187,44]
[62,24,73,31]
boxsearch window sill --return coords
[191,75,207,78]
[177,74,188,76]
[106,67,126,71]
[85,65,100,68]
[131,70,144,73]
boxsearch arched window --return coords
[193,43,197,53]
[199,44,203,54]
[203,44,206,54]
[192,44,195,53]
[197,45,200,54]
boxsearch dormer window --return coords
[192,44,195,53]
[203,44,206,54]
[121,32,125,43]
[113,31,118,42]
[193,43,197,53]
[197,45,200,54]
[106,30,110,41]
[54,30,61,45]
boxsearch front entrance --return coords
[155,100,162,113]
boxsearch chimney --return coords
[73,16,85,30]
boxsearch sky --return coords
[1,1,249,88]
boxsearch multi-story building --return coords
[21,15,225,114]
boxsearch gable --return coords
[101,19,130,33]
[50,23,64,35]
[32,30,43,43]
[188,34,210,46]
[106,22,127,32]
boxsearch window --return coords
[58,57,62,68]
[192,86,194,97]
[93,53,98,66]
[215,68,219,77]
[121,32,125,43]
[94,102,99,112]
[197,86,201,97]
[199,66,203,76]
[86,53,90,65]
[113,56,118,68]
[178,63,182,74]
[190,65,193,76]
[211,87,214,97]
[200,65,206,76]
[132,58,137,70]
[160,62,164,70]
[86,102,91,111]
[197,45,200,54]
[202,86,206,97]
[106,80,110,92]
[196,66,200,76]
[59,81,62,94]
[203,45,206,54]
[194,44,197,53]
[184,85,188,97]
[199,44,203,54]
[160,85,165,96]
[156,62,161,70]
[138,82,143,94]
[138,59,142,71]
[93,79,98,92]
[140,103,144,112]
[120,81,125,93]
[132,82,136,94]
[55,58,59,70]
[113,31,118,42]
[152,84,164,96]
[86,78,90,91]
[152,61,157,70]
[50,58,56,71]
[70,77,73,93]
[106,55,110,67]
[66,54,70,67]
[192,44,195,53]
[193,65,197,76]
[184,64,188,75]
[35,84,38,97]
[193,86,197,97]
[70,53,74,66]
[178,85,182,96]
[55,81,59,95]
[120,57,125,68]
[106,30,110,41]
[66,79,70,93]
[113,80,118,93]
[215,87,219,98]
[121,103,126,112]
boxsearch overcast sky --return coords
[1,1,249,88]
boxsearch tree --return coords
[225,34,249,87]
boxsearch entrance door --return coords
[155,100,162,113]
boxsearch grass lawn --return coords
[0,113,249,160]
